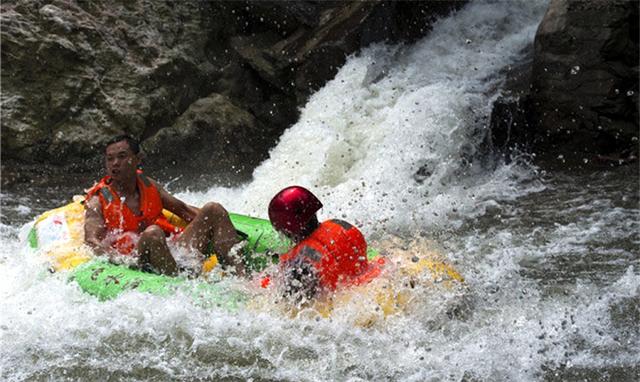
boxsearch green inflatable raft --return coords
[27,199,379,309]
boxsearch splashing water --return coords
[2,2,639,381]
[177,3,546,238]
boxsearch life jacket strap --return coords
[99,187,115,204]
[138,174,151,187]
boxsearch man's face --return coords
[105,140,139,183]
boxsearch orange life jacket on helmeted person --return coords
[85,171,181,254]
[279,219,374,290]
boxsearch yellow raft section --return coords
[30,196,203,272]
[30,197,92,271]
[249,238,465,327]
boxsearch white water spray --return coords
[177,2,545,239]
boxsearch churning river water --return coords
[1,1,638,381]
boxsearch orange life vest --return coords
[280,219,371,290]
[85,172,181,254]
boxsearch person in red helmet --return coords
[268,186,374,301]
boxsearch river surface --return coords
[1,1,639,381]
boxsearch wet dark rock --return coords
[488,44,535,161]
[529,0,639,159]
[488,0,638,167]
[142,93,268,184]
[489,95,536,161]
[228,1,465,102]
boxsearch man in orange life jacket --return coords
[84,135,244,276]
[267,186,379,301]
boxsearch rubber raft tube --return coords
[27,198,464,318]
[27,199,381,303]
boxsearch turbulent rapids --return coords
[1,2,638,381]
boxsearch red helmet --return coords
[268,186,322,239]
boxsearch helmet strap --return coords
[294,215,319,242]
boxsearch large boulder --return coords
[1,0,217,166]
[142,93,269,185]
[529,0,639,158]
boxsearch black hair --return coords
[106,135,140,154]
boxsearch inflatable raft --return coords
[27,197,465,322]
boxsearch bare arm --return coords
[84,196,115,258]
[152,179,199,223]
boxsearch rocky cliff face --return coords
[490,0,638,165]
[532,0,638,157]
[2,1,222,183]
[4,0,635,189]
[1,0,463,187]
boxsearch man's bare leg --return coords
[177,202,244,275]
[137,225,178,276]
